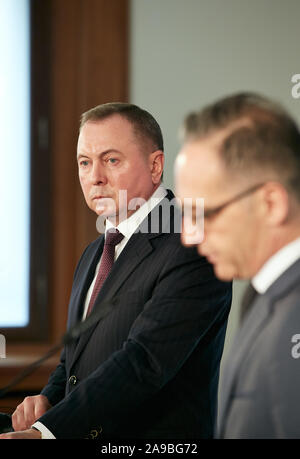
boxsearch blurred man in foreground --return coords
[175,92,300,438]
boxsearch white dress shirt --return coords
[82,184,167,319]
[32,184,167,439]
[252,236,300,294]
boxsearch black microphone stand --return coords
[0,341,63,400]
[0,297,118,433]
[0,297,118,400]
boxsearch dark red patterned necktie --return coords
[86,228,124,316]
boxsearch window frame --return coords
[3,0,52,342]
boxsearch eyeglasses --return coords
[203,182,266,219]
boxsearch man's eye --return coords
[108,158,118,164]
[80,160,89,167]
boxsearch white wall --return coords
[129,0,300,361]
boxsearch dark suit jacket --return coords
[39,190,232,439]
[218,257,300,438]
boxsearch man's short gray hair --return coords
[182,92,300,199]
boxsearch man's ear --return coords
[261,181,290,226]
[149,150,164,184]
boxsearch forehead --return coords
[77,115,138,154]
[176,137,231,201]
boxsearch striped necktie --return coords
[86,228,124,316]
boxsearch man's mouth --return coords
[92,195,113,202]
[201,249,218,264]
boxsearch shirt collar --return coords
[105,184,168,241]
[252,236,300,294]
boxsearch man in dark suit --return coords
[175,92,300,438]
[2,103,231,439]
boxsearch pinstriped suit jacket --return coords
[39,190,232,439]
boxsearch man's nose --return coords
[181,229,206,248]
[91,161,107,185]
[197,231,213,261]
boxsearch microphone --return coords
[0,297,119,399]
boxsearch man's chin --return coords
[213,263,236,282]
[94,204,117,219]
[95,208,129,226]
[95,208,113,217]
